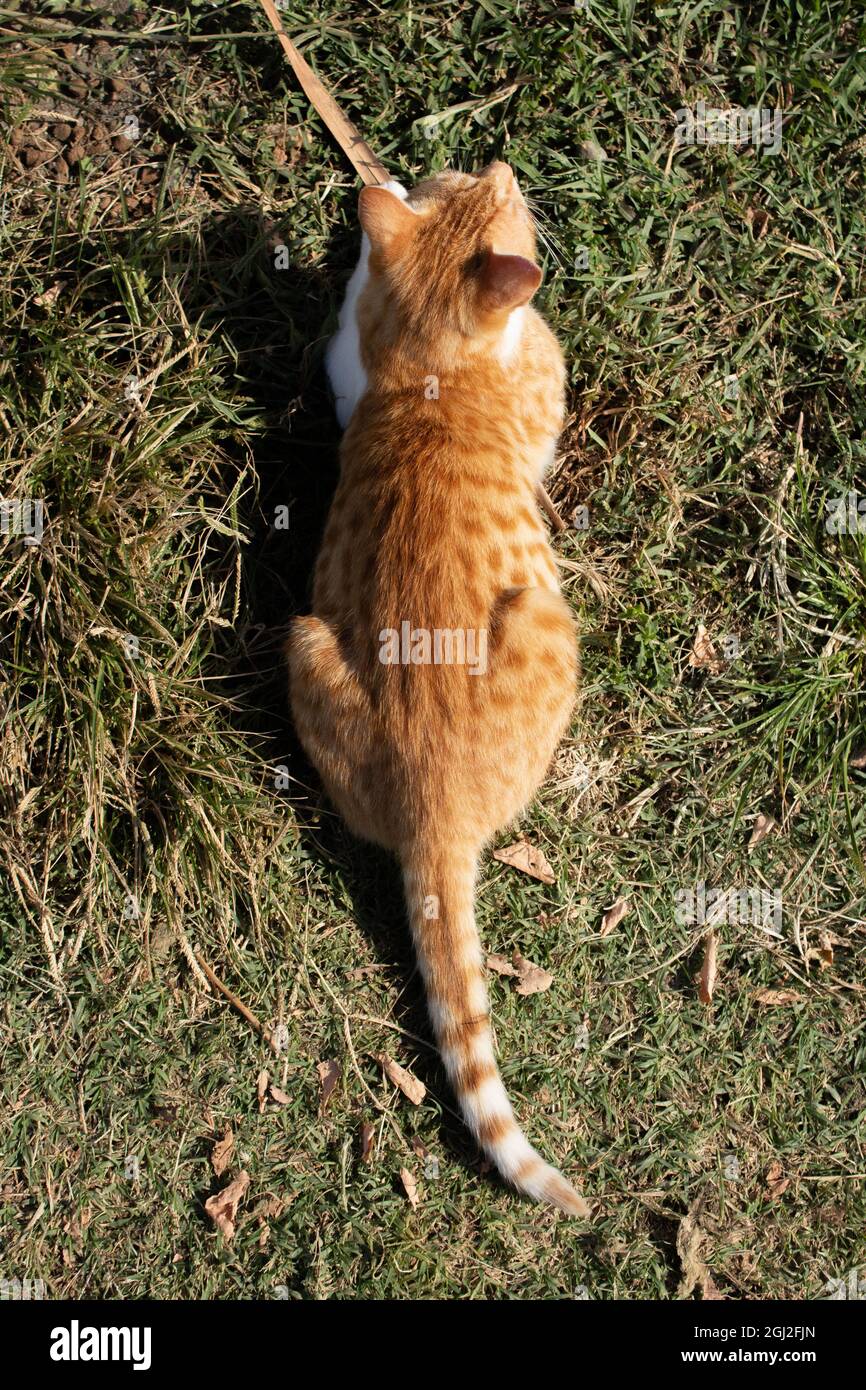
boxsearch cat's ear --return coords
[358,186,417,254]
[478,251,542,313]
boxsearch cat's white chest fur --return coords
[325,180,408,428]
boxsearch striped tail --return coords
[402,842,589,1218]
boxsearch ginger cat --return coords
[287,163,587,1216]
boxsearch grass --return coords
[1,0,865,1300]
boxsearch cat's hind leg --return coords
[471,586,578,835]
[286,616,391,846]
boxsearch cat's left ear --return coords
[358,186,417,254]
[478,251,542,313]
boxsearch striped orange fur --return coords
[287,163,588,1216]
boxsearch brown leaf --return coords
[259,1196,286,1221]
[211,1125,234,1178]
[486,952,519,977]
[34,281,63,309]
[754,987,801,1006]
[400,1167,419,1209]
[600,897,629,936]
[376,1054,426,1105]
[316,1059,341,1112]
[849,747,866,770]
[205,1170,250,1242]
[63,1208,91,1252]
[256,1194,286,1249]
[688,623,722,675]
[578,138,607,162]
[269,1084,290,1106]
[360,1121,375,1164]
[411,1136,429,1160]
[512,951,554,997]
[493,839,555,884]
[256,1069,269,1114]
[765,1160,790,1201]
[676,1192,711,1300]
[699,930,718,1005]
[746,205,770,239]
[347,963,383,980]
[748,812,775,851]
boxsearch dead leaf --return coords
[347,963,384,980]
[512,951,554,997]
[600,897,628,936]
[578,137,607,162]
[765,1160,790,1201]
[269,1084,290,1106]
[256,1194,286,1250]
[258,1196,286,1221]
[211,1126,234,1178]
[376,1054,426,1105]
[256,1069,269,1114]
[411,1136,429,1160]
[34,281,63,309]
[746,205,770,239]
[486,952,519,977]
[748,812,775,852]
[699,930,718,1005]
[676,1194,707,1299]
[400,1167,419,1209]
[205,1170,250,1242]
[703,1271,726,1300]
[360,1121,375,1163]
[493,839,555,884]
[688,623,722,674]
[62,1208,92,1252]
[849,748,866,770]
[316,1059,341,1112]
[754,987,801,1006]
[676,1191,719,1300]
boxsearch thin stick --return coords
[194,948,280,1055]
[254,0,567,532]
[257,0,388,186]
[538,482,567,532]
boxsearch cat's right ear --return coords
[358,187,417,254]
[478,252,542,313]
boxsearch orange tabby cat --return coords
[287,162,587,1216]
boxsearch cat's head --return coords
[355,162,541,366]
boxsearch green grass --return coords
[1,0,865,1299]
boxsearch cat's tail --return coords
[401,841,589,1218]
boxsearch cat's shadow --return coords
[168,208,483,1183]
